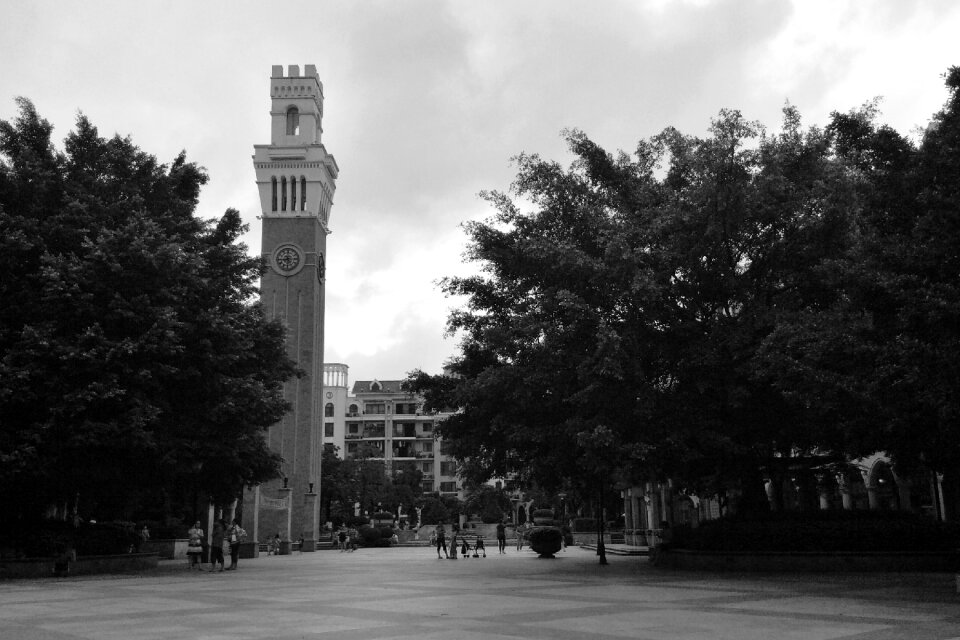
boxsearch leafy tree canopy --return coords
[0,99,297,523]
[409,67,960,518]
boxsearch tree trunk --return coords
[940,468,960,521]
[596,483,607,565]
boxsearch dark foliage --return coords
[670,512,960,553]
[528,526,563,556]
[0,99,296,534]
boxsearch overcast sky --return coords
[2,0,957,387]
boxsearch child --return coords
[474,535,486,558]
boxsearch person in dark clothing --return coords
[496,521,507,554]
[209,519,226,572]
[435,524,448,559]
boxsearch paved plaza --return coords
[1,546,959,640]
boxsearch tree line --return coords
[407,67,960,521]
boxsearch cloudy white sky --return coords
[2,0,958,386]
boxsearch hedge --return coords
[358,526,395,547]
[671,511,960,553]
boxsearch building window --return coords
[364,403,385,415]
[420,422,433,433]
[290,175,297,208]
[421,462,433,474]
[347,442,358,454]
[281,177,287,211]
[271,177,277,211]
[286,106,299,135]
[440,481,457,493]
[440,461,456,476]
[300,177,306,210]
[324,422,334,437]
[323,443,335,454]
[348,404,359,416]
[324,403,334,417]
[395,402,417,415]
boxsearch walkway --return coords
[1,546,958,639]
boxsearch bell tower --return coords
[244,64,339,551]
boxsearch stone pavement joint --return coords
[1,547,958,640]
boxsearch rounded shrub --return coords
[528,526,563,557]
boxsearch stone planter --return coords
[238,541,259,559]
[1,553,159,580]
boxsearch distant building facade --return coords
[322,364,461,499]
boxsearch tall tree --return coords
[409,101,903,532]
[0,100,296,526]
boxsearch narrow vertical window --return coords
[300,177,307,210]
[290,176,297,209]
[281,177,287,211]
[271,177,277,211]
[286,106,299,135]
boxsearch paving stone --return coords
[0,547,958,640]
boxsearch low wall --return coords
[570,532,612,546]
[658,549,960,572]
[0,553,159,580]
[141,538,188,560]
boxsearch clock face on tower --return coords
[272,244,305,276]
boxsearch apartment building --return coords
[322,364,460,499]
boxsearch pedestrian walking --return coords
[435,524,448,559]
[337,527,347,552]
[474,535,486,558]
[496,521,506,554]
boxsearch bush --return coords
[76,521,140,556]
[371,512,394,522]
[671,511,960,553]
[418,497,450,525]
[480,503,504,524]
[532,509,554,523]
[571,518,595,532]
[357,526,395,547]
[344,515,370,528]
[528,527,563,557]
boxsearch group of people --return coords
[336,526,357,552]
[186,518,246,572]
[432,523,501,559]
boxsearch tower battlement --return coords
[271,64,323,100]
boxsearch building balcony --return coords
[344,434,362,440]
